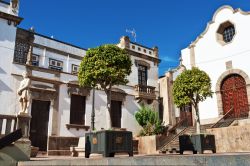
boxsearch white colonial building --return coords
[0,0,160,155]
[160,5,250,128]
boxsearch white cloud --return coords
[161,56,178,62]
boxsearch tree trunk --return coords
[106,88,112,129]
[194,103,201,134]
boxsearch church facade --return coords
[160,6,250,127]
[0,0,160,154]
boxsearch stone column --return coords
[26,27,35,65]
[51,85,59,136]
[16,113,32,160]
[189,44,196,67]
[17,113,31,139]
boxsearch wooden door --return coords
[180,104,193,126]
[30,100,50,151]
[111,100,122,128]
[221,74,249,118]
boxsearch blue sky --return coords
[18,0,250,76]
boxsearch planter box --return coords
[179,134,216,154]
[85,130,133,158]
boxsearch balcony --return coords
[134,84,156,101]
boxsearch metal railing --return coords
[158,118,188,150]
[211,107,234,128]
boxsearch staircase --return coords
[158,107,248,153]
[211,107,235,128]
[211,118,235,128]
[159,125,211,153]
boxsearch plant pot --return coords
[30,146,39,157]
[179,134,216,154]
[85,130,133,158]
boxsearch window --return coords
[70,94,86,125]
[138,65,147,86]
[32,54,39,66]
[216,21,235,45]
[149,51,152,55]
[143,49,147,53]
[49,58,63,71]
[72,64,79,74]
[132,45,135,49]
[111,100,122,128]
[138,47,141,51]
[223,26,235,43]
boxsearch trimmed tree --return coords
[173,67,213,134]
[78,44,132,129]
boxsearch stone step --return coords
[48,150,72,156]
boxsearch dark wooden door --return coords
[111,100,122,128]
[221,74,249,118]
[30,100,50,151]
[180,104,193,126]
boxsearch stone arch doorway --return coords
[221,74,249,118]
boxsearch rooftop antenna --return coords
[126,28,136,42]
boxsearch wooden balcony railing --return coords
[134,84,156,100]
[0,114,17,137]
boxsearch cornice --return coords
[126,49,161,64]
[189,5,250,48]
[0,11,23,26]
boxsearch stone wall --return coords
[48,136,79,155]
[207,125,250,153]
[137,135,159,154]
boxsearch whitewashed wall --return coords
[127,56,159,91]
[182,6,250,121]
[0,17,18,115]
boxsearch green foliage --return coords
[173,67,213,134]
[78,44,132,90]
[135,105,165,136]
[173,67,213,108]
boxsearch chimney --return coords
[119,36,130,49]
[153,46,158,58]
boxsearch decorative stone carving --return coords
[111,88,127,102]
[67,81,91,97]
[134,59,151,69]
[17,71,31,114]
[30,88,57,101]
[11,0,19,14]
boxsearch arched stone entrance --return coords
[221,74,249,118]
[215,69,250,117]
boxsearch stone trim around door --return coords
[134,59,151,69]
[215,69,250,116]
[111,88,127,105]
[67,81,91,97]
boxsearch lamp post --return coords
[91,88,95,131]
